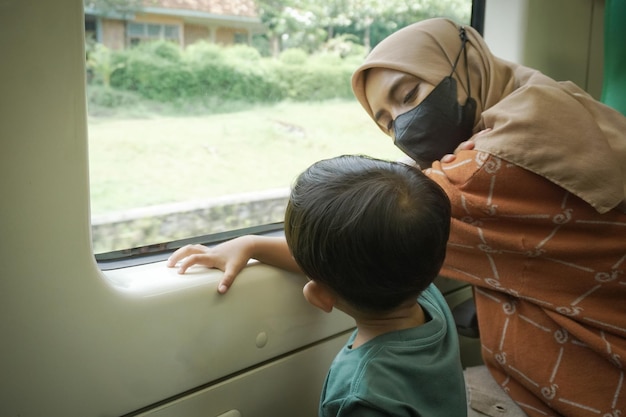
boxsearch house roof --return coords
[145,0,258,18]
[84,0,263,32]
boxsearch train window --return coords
[87,0,473,265]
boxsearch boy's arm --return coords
[166,235,301,293]
[247,235,302,273]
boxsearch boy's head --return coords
[284,154,451,314]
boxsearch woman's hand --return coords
[440,129,491,163]
[167,235,256,293]
[441,140,475,163]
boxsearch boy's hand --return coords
[166,235,255,294]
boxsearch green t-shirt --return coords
[319,284,467,417]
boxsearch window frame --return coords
[91,2,485,268]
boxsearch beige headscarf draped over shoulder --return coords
[352,18,626,214]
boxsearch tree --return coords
[256,0,328,56]
[254,0,471,56]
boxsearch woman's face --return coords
[364,67,435,138]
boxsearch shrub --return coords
[223,44,262,63]
[271,61,354,101]
[108,41,192,101]
[278,48,308,65]
[192,58,284,102]
[136,40,182,62]
[86,43,124,88]
[87,85,140,108]
[100,41,360,105]
[185,41,225,64]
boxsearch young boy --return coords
[168,155,467,416]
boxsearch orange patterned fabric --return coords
[428,151,626,417]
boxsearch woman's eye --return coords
[403,85,419,104]
[386,119,394,132]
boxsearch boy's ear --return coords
[303,281,336,313]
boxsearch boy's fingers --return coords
[166,256,181,267]
[176,263,191,274]
[167,244,205,267]
[217,282,230,294]
[166,252,183,267]
[217,270,237,294]
[176,254,210,274]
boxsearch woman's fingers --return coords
[441,129,492,163]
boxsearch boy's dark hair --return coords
[284,154,451,313]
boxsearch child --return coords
[169,154,467,416]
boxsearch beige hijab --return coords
[352,18,626,214]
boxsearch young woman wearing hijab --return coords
[168,17,626,417]
[350,17,626,417]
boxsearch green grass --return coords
[88,99,405,215]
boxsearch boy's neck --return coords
[350,301,426,349]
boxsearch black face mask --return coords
[393,27,477,168]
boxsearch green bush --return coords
[189,58,280,102]
[118,52,195,101]
[136,40,183,62]
[271,61,354,101]
[97,40,360,104]
[87,85,141,108]
[223,44,263,63]
[185,41,225,64]
[279,48,308,65]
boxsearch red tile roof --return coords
[144,0,258,18]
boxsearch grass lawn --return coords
[88,99,405,216]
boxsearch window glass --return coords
[164,25,179,39]
[233,32,248,44]
[147,23,161,37]
[128,22,143,37]
[86,1,473,257]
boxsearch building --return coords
[85,0,265,49]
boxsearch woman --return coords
[169,18,626,417]
[351,18,626,417]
